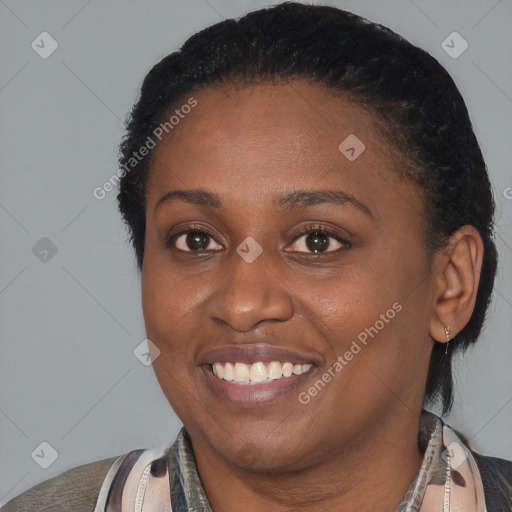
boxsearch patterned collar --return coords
[395,410,445,511]
[168,427,213,511]
[167,410,466,512]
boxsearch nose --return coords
[206,250,294,332]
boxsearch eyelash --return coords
[164,223,351,254]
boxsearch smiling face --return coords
[141,81,436,472]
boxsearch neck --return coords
[193,412,425,512]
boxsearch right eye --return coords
[166,228,223,252]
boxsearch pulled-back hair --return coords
[117,2,497,414]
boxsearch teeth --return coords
[249,362,268,383]
[282,362,293,377]
[223,362,234,381]
[211,361,313,384]
[233,362,249,382]
[213,362,224,379]
[268,361,282,380]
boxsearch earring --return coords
[444,326,451,354]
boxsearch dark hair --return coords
[117,2,497,414]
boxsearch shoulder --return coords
[2,446,172,512]
[1,454,119,511]
[471,450,512,510]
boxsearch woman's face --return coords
[141,82,436,471]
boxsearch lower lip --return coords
[201,365,314,405]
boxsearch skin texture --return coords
[141,82,483,511]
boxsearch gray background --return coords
[1,0,511,504]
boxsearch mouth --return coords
[199,343,319,405]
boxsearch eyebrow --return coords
[154,188,373,218]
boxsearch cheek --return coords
[300,262,402,335]
[301,247,431,374]
[141,250,204,340]
[141,259,201,408]
[330,278,431,403]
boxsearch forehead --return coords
[147,82,414,212]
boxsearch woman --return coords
[3,2,511,511]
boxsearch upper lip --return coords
[198,343,320,366]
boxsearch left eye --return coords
[287,229,348,254]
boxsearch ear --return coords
[429,225,484,344]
